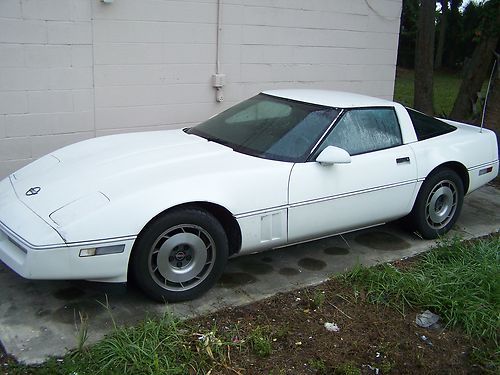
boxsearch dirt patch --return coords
[191,277,480,374]
[0,268,488,374]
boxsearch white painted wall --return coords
[0,0,402,178]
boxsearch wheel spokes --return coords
[148,224,216,292]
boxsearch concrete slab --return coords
[0,186,498,364]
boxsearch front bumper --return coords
[0,226,135,282]
[0,177,134,283]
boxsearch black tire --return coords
[410,169,464,239]
[131,208,228,302]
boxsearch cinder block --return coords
[0,92,28,115]
[95,102,218,130]
[71,45,93,67]
[72,89,93,111]
[368,13,401,34]
[22,0,72,21]
[0,0,22,19]
[0,19,47,44]
[0,137,32,160]
[47,21,92,44]
[57,111,94,134]
[30,131,94,158]
[70,0,92,21]
[94,64,214,86]
[365,31,399,51]
[93,20,164,43]
[243,6,367,32]
[0,115,5,138]
[28,90,74,113]
[92,0,216,23]
[24,45,72,67]
[93,21,217,44]
[48,67,93,89]
[94,84,213,108]
[5,111,93,137]
[94,43,163,65]
[164,44,216,64]
[245,0,367,14]
[0,159,32,179]
[0,44,25,67]
[0,67,50,90]
[6,113,55,137]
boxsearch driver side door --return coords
[287,107,417,243]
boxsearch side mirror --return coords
[316,146,351,165]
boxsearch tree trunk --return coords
[435,0,449,70]
[450,2,500,122]
[450,38,499,121]
[414,0,436,115]
[484,53,499,147]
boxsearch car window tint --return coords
[187,94,340,162]
[226,100,292,123]
[407,108,456,140]
[315,108,402,156]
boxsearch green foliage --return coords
[394,69,463,116]
[398,0,498,69]
[247,326,273,357]
[74,312,207,374]
[344,236,500,371]
[333,361,361,375]
[308,358,328,374]
[22,312,211,375]
[304,289,326,310]
[75,311,89,353]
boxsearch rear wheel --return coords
[131,208,228,302]
[410,169,464,239]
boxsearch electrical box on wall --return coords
[212,73,226,88]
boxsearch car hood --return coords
[10,129,237,225]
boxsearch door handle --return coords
[396,157,410,164]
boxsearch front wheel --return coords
[410,169,464,239]
[131,208,228,302]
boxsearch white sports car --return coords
[0,90,498,301]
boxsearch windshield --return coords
[187,94,340,162]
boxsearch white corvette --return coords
[0,90,498,301]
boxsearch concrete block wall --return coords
[0,0,402,178]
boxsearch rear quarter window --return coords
[407,108,456,141]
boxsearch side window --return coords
[315,108,402,156]
[407,108,456,140]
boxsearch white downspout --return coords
[213,0,225,102]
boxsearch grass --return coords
[394,69,463,117]
[247,326,273,357]
[13,312,215,375]
[343,235,500,369]
[71,312,209,374]
[4,236,499,373]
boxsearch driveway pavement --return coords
[0,185,498,364]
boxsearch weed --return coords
[334,361,361,375]
[379,360,395,373]
[311,290,326,310]
[308,358,328,374]
[75,311,89,353]
[268,369,286,375]
[247,326,272,357]
[272,325,290,341]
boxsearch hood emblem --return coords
[25,187,41,196]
